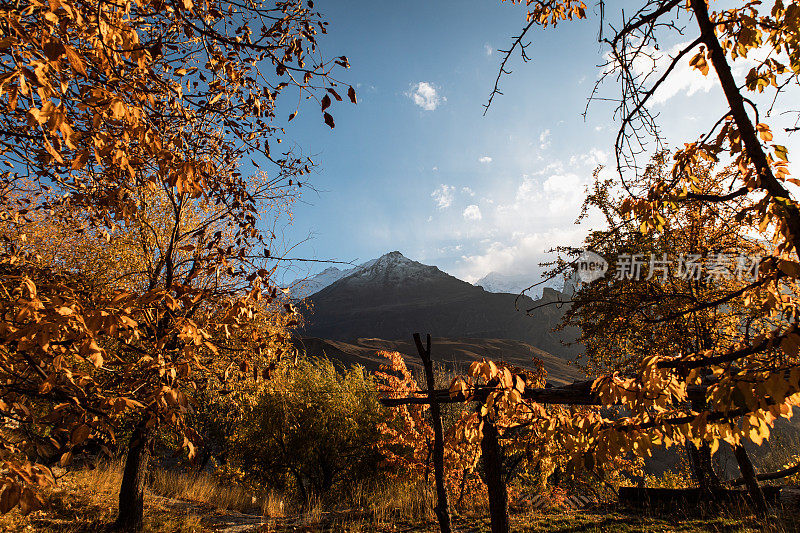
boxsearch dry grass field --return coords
[0,461,798,533]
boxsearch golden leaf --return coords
[778,259,800,278]
[756,123,773,142]
[18,488,43,515]
[0,482,21,514]
[782,334,800,357]
[63,45,87,76]
[71,424,90,445]
[689,50,709,76]
[60,451,73,467]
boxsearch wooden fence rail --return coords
[379,379,708,407]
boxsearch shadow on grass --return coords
[510,504,784,533]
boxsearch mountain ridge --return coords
[299,251,580,360]
[294,251,561,299]
[475,271,538,297]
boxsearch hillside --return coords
[292,336,584,385]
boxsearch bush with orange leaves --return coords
[373,351,485,507]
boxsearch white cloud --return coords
[444,152,615,284]
[569,147,608,168]
[478,156,492,164]
[612,40,779,106]
[484,44,493,56]
[437,244,463,254]
[647,43,716,104]
[431,184,455,209]
[408,82,443,111]
[534,160,565,175]
[541,173,586,213]
[478,170,592,237]
[457,228,587,286]
[407,149,618,289]
[539,129,551,150]
[463,205,482,221]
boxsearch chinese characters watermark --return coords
[575,251,761,282]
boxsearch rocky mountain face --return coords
[299,251,580,360]
[475,269,581,299]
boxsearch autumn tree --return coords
[0,0,354,528]
[455,0,800,521]
[560,155,768,376]
[552,154,776,493]
[375,351,485,506]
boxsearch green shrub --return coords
[230,357,388,503]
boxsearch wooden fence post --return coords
[732,443,769,517]
[480,415,509,533]
[414,333,452,533]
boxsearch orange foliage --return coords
[0,0,352,515]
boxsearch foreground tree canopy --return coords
[0,0,353,521]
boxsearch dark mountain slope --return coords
[300,251,579,359]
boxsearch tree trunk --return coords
[197,448,212,473]
[115,418,151,531]
[691,0,800,259]
[733,443,769,517]
[699,441,721,490]
[481,417,509,533]
[687,398,721,495]
[414,333,452,533]
[456,468,469,509]
[291,467,308,505]
[687,441,721,496]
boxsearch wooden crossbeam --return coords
[380,379,707,407]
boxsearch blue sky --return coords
[273,0,800,288]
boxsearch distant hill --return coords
[292,336,584,386]
[299,251,580,360]
[475,271,541,297]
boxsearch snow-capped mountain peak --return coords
[291,265,355,299]
[348,251,441,285]
[475,269,579,298]
[362,251,421,273]
[292,251,447,298]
